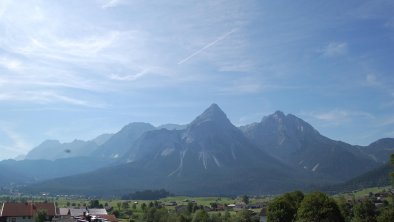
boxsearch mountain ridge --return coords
[5,104,393,196]
[26,105,316,196]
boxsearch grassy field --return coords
[0,194,272,222]
[332,185,392,200]
[2,187,391,222]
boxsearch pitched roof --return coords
[58,208,70,216]
[0,202,57,217]
[97,214,119,222]
[69,208,87,217]
[88,209,107,215]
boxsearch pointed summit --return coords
[190,103,231,127]
[274,110,285,117]
[261,110,285,123]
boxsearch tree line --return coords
[267,154,394,222]
[122,189,171,200]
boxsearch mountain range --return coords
[1,104,393,196]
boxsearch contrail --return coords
[178,29,236,65]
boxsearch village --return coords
[1,187,393,222]
[0,197,269,222]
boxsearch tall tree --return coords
[337,197,353,222]
[192,210,210,222]
[296,192,344,222]
[352,199,376,222]
[89,200,100,208]
[267,196,296,222]
[34,210,47,222]
[391,154,394,185]
[377,207,394,222]
[267,191,304,222]
[242,195,250,205]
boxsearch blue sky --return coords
[0,0,393,160]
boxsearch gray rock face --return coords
[14,104,394,196]
[241,111,385,181]
[93,122,155,159]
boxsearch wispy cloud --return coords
[0,56,22,70]
[219,81,262,95]
[321,42,348,57]
[237,112,267,126]
[377,115,394,127]
[178,29,237,65]
[364,73,394,108]
[365,73,379,86]
[101,0,123,9]
[11,31,123,62]
[0,127,31,158]
[0,91,106,108]
[109,69,150,81]
[305,109,374,126]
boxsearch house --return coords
[85,209,106,216]
[164,202,177,206]
[227,204,236,208]
[68,209,87,218]
[57,208,107,218]
[96,215,118,222]
[0,202,57,222]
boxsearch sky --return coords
[0,0,393,160]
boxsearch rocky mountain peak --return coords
[189,103,232,127]
[273,110,286,119]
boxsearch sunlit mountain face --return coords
[18,104,394,196]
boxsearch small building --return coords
[68,209,88,218]
[0,202,57,222]
[96,215,118,222]
[86,209,107,216]
[165,202,177,206]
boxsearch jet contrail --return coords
[178,29,236,65]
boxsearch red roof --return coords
[1,202,57,217]
[97,214,119,222]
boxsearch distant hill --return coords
[0,164,32,186]
[25,139,99,160]
[323,163,393,193]
[361,138,394,163]
[0,157,113,182]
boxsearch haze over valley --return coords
[0,0,393,200]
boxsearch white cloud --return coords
[0,127,31,158]
[321,42,348,57]
[109,69,150,81]
[11,31,124,62]
[0,0,11,18]
[0,56,22,70]
[0,91,105,108]
[101,0,123,9]
[237,112,266,126]
[307,109,374,125]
